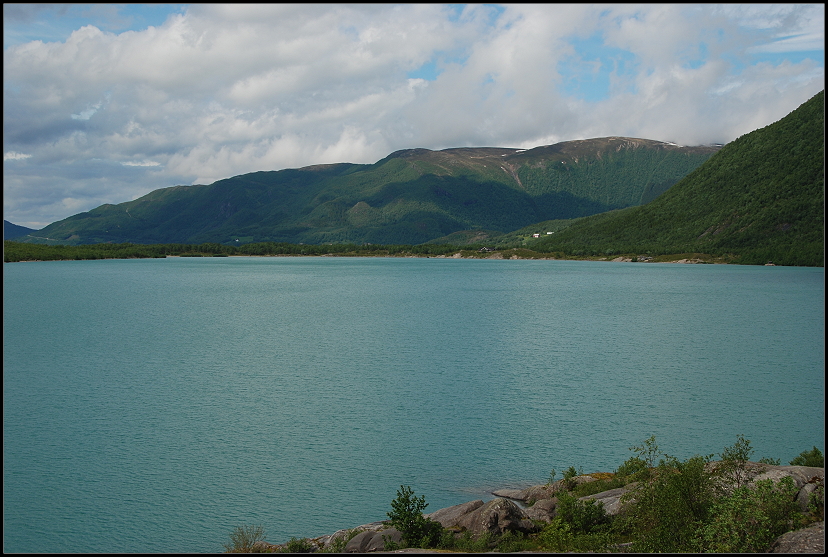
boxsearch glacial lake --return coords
[3,256,824,553]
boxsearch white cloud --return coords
[2,3,824,227]
[121,160,161,167]
[4,151,32,161]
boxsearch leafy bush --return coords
[614,455,649,482]
[697,476,802,552]
[790,446,824,467]
[555,491,611,534]
[559,466,575,490]
[386,485,443,548]
[436,530,498,552]
[224,525,266,553]
[537,519,575,551]
[494,530,536,552]
[281,537,314,553]
[537,518,614,552]
[625,453,716,552]
[808,481,824,521]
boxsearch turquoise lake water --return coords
[3,257,824,553]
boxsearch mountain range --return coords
[13,138,718,246]
[7,91,823,266]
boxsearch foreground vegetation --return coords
[225,437,823,553]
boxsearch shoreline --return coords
[6,251,740,265]
[255,463,825,553]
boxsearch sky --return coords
[3,4,824,229]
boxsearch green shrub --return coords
[697,477,802,552]
[537,518,614,552]
[614,455,649,482]
[281,537,313,553]
[386,485,443,548]
[625,453,716,552]
[537,519,575,551]
[560,465,582,491]
[790,446,824,467]
[619,435,662,483]
[494,530,536,552]
[808,481,824,521]
[556,491,611,534]
[437,530,494,552]
[224,525,266,553]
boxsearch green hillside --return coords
[20,139,716,246]
[3,220,39,239]
[530,91,825,266]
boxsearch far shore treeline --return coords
[0,239,775,265]
[3,240,481,262]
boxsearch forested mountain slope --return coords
[20,138,717,246]
[3,220,39,239]
[532,90,825,266]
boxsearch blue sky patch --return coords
[408,60,442,81]
[751,49,825,67]
[558,33,638,102]
[3,4,186,49]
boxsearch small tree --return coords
[561,466,581,491]
[631,435,661,468]
[790,446,824,467]
[716,434,756,492]
[224,525,265,553]
[386,485,442,548]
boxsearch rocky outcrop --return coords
[703,462,825,512]
[344,527,403,553]
[493,465,823,522]
[425,500,484,526]
[492,475,635,522]
[452,498,537,536]
[522,497,558,522]
[751,464,823,486]
[491,475,597,503]
[427,498,536,537]
[278,465,824,552]
[752,464,824,512]
[579,485,634,516]
[769,521,824,553]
